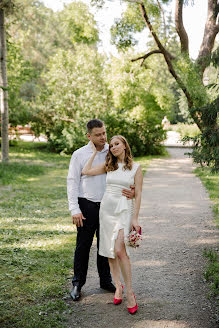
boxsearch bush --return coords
[184,132,219,172]
[103,109,166,156]
[45,119,88,154]
[184,97,219,172]
[42,108,166,156]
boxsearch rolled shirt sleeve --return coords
[67,152,82,216]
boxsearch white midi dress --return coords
[99,162,140,259]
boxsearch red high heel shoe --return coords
[113,284,123,305]
[127,294,138,314]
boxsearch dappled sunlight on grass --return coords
[7,223,73,232]
[26,177,40,182]
[0,142,74,328]
[5,234,75,250]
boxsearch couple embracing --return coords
[67,119,143,314]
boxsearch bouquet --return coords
[127,227,142,248]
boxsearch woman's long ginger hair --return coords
[105,135,133,172]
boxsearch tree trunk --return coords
[0,8,9,163]
[138,3,204,128]
[175,0,189,53]
[197,0,219,77]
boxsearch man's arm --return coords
[122,185,135,199]
[67,153,86,227]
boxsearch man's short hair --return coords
[87,119,104,134]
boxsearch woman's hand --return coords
[90,141,97,154]
[131,220,141,233]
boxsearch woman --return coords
[82,135,143,314]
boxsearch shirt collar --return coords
[88,141,109,153]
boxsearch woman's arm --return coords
[82,143,106,176]
[131,166,143,232]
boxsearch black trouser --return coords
[72,197,112,289]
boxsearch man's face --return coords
[88,126,107,148]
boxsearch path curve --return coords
[67,148,218,328]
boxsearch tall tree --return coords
[93,0,218,128]
[57,1,99,46]
[30,1,107,152]
[0,1,11,163]
[5,0,100,129]
[92,0,219,168]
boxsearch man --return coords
[67,119,134,301]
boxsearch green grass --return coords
[195,167,219,225]
[0,142,76,328]
[0,141,157,328]
[195,167,219,299]
[203,249,219,298]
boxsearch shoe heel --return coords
[127,294,138,314]
[113,283,123,305]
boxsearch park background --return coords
[0,0,218,327]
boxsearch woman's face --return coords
[109,137,126,157]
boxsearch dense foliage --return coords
[184,97,219,171]
[4,0,218,163]
[4,0,170,155]
[92,0,219,170]
[31,44,111,153]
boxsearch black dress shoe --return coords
[70,286,81,301]
[100,282,116,293]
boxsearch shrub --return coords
[184,97,219,172]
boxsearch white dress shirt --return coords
[67,141,109,216]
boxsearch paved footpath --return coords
[67,148,218,328]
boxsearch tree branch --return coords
[131,50,162,62]
[138,4,174,60]
[175,0,189,53]
[137,3,195,111]
[156,0,167,41]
